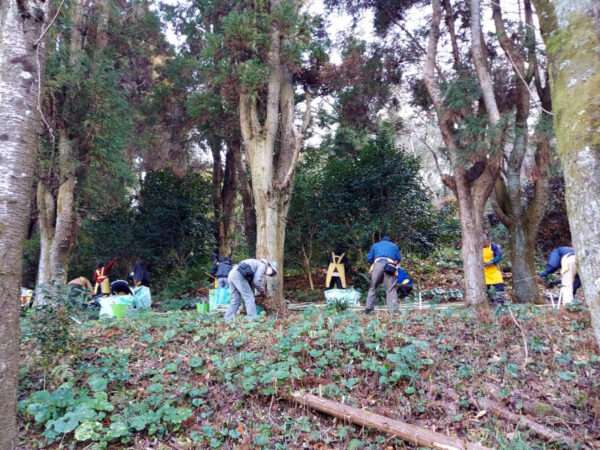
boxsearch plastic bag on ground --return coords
[209,287,231,311]
[324,288,361,307]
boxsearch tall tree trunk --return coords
[238,0,311,312]
[36,182,54,288]
[455,170,488,305]
[218,139,239,257]
[237,153,257,253]
[243,133,291,312]
[0,0,49,446]
[35,0,84,289]
[533,0,600,346]
[210,137,223,249]
[491,0,548,304]
[49,130,76,283]
[424,0,500,306]
[301,244,314,290]
[509,218,539,302]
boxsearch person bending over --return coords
[224,258,277,321]
[539,246,580,304]
[365,235,401,314]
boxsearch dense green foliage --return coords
[69,170,214,293]
[287,125,459,273]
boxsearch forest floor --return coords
[18,301,600,449]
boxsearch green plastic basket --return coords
[112,303,128,319]
[196,303,209,314]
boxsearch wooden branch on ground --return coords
[290,392,491,450]
[477,398,577,447]
[507,306,529,369]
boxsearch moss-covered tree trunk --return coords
[533,0,600,346]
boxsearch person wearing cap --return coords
[224,258,277,321]
[365,235,401,314]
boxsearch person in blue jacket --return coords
[365,235,401,314]
[211,255,233,288]
[539,246,575,279]
[396,267,413,299]
[539,246,580,303]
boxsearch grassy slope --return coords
[18,305,600,449]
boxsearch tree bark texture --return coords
[36,181,54,287]
[0,0,49,446]
[532,0,600,346]
[211,137,239,257]
[238,0,310,312]
[237,153,257,253]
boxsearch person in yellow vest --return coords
[482,236,506,304]
[325,246,348,289]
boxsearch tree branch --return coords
[300,91,312,136]
[424,0,443,113]
[442,0,461,69]
[34,0,66,48]
[493,177,514,227]
[265,27,282,144]
[471,0,501,125]
[239,94,254,144]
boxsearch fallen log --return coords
[478,397,577,447]
[290,391,490,450]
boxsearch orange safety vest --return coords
[95,267,106,283]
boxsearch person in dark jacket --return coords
[211,256,233,288]
[224,258,277,321]
[365,235,401,313]
[131,260,150,287]
[539,246,580,304]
